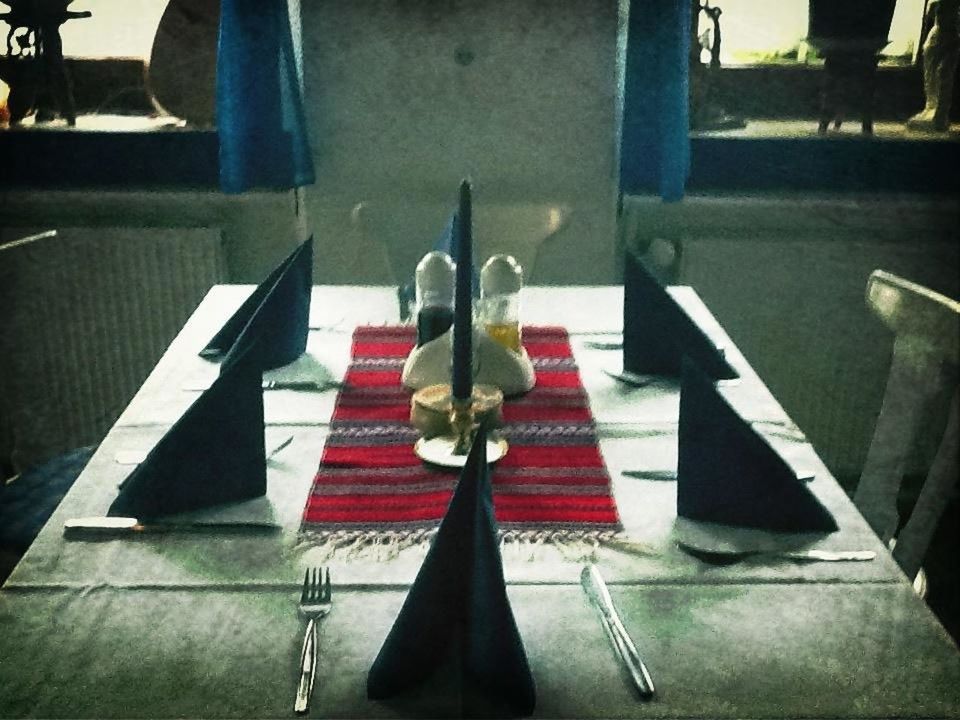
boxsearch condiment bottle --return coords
[414,251,456,347]
[480,254,523,352]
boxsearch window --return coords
[0,0,220,187]
[689,0,955,140]
[0,0,173,129]
[707,0,924,66]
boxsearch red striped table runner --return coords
[299,326,621,542]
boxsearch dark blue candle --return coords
[452,179,473,400]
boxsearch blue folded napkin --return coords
[108,344,266,520]
[367,425,536,717]
[623,251,737,380]
[677,359,837,532]
[201,236,312,371]
[399,210,481,316]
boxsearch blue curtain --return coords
[620,0,691,201]
[217,0,315,193]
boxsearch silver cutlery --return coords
[63,516,281,538]
[602,368,657,388]
[621,470,677,481]
[182,379,340,392]
[584,339,623,351]
[262,379,340,392]
[295,567,332,714]
[621,469,811,482]
[580,564,655,699]
[116,435,295,466]
[676,541,876,566]
[266,434,294,459]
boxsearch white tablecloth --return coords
[2,285,958,719]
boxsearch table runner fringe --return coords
[295,528,656,563]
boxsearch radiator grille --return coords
[0,228,227,471]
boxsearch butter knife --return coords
[63,516,281,538]
[580,564,655,699]
[182,379,338,392]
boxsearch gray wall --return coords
[299,0,624,285]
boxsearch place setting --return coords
[58,239,327,541]
[668,358,879,569]
[297,179,626,572]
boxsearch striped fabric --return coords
[299,326,621,536]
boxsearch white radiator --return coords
[0,227,227,472]
[623,194,960,487]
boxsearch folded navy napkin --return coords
[623,251,737,380]
[367,426,536,718]
[677,359,837,532]
[201,236,312,371]
[108,344,266,520]
[400,210,481,315]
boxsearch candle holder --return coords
[411,384,507,468]
[449,396,475,455]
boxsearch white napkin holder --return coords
[401,328,536,396]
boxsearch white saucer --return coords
[414,436,509,468]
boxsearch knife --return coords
[583,339,623,351]
[602,368,656,388]
[63,516,282,538]
[261,380,339,391]
[621,470,677,481]
[581,564,655,699]
[182,379,339,392]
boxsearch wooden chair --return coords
[854,270,959,588]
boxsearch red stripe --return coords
[306,505,451,523]
[497,445,605,468]
[352,341,413,358]
[492,473,610,487]
[311,472,443,486]
[322,445,423,467]
[343,369,404,387]
[501,406,592,422]
[495,507,619,523]
[333,406,412,422]
[521,341,573,358]
[309,491,453,508]
[493,493,617,509]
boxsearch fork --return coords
[295,567,332,714]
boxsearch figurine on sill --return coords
[688,0,746,132]
[906,0,959,133]
[402,253,536,397]
[0,0,91,126]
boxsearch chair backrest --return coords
[853,269,960,581]
[353,200,570,288]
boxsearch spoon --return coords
[677,542,876,566]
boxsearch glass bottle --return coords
[480,254,523,352]
[414,251,456,347]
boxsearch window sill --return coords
[1,117,219,189]
[686,123,960,194]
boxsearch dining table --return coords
[1,284,958,719]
